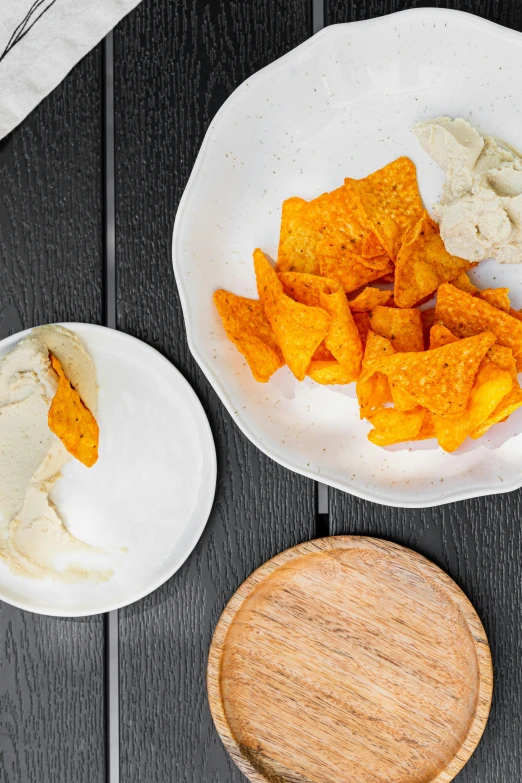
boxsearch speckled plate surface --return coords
[172,8,522,508]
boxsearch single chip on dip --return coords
[369,306,424,352]
[394,211,474,308]
[375,332,496,418]
[348,287,393,312]
[345,157,424,260]
[254,249,330,381]
[213,290,284,383]
[435,283,522,370]
[48,354,99,467]
[478,287,511,312]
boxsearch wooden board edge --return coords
[207,536,493,783]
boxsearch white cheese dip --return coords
[413,117,522,264]
[0,326,112,581]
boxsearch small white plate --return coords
[0,323,216,616]
[173,8,522,508]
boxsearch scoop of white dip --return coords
[0,325,113,581]
[413,117,522,264]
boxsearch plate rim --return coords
[172,6,522,508]
[0,322,217,617]
[207,535,493,783]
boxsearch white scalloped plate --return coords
[173,8,522,508]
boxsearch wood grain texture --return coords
[208,537,492,783]
[0,49,105,783]
[328,494,522,782]
[325,3,522,781]
[113,1,313,781]
[325,0,522,29]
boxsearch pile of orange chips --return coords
[214,157,522,452]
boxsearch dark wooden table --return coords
[0,1,521,781]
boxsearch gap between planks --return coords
[101,6,327,780]
[103,30,119,783]
[312,0,329,532]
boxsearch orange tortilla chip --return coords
[509,307,522,322]
[394,211,474,308]
[351,253,395,274]
[213,290,284,383]
[420,308,435,349]
[307,360,353,385]
[278,272,339,307]
[353,312,371,348]
[487,344,517,372]
[348,287,393,312]
[254,249,330,381]
[452,271,479,295]
[376,332,496,418]
[390,383,418,412]
[478,287,511,312]
[319,253,393,294]
[429,324,458,350]
[369,306,424,352]
[278,272,363,379]
[356,331,394,418]
[412,411,436,441]
[276,197,320,274]
[308,186,384,260]
[434,359,513,452]
[471,346,522,438]
[320,288,363,380]
[312,343,335,361]
[367,407,426,447]
[435,283,522,370]
[345,157,424,260]
[276,187,385,275]
[48,354,99,467]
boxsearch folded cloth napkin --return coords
[0,0,142,140]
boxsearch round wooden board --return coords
[207,537,493,783]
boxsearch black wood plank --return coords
[325,3,522,781]
[0,50,105,783]
[113,1,314,780]
[326,0,522,28]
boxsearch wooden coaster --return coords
[208,537,492,783]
